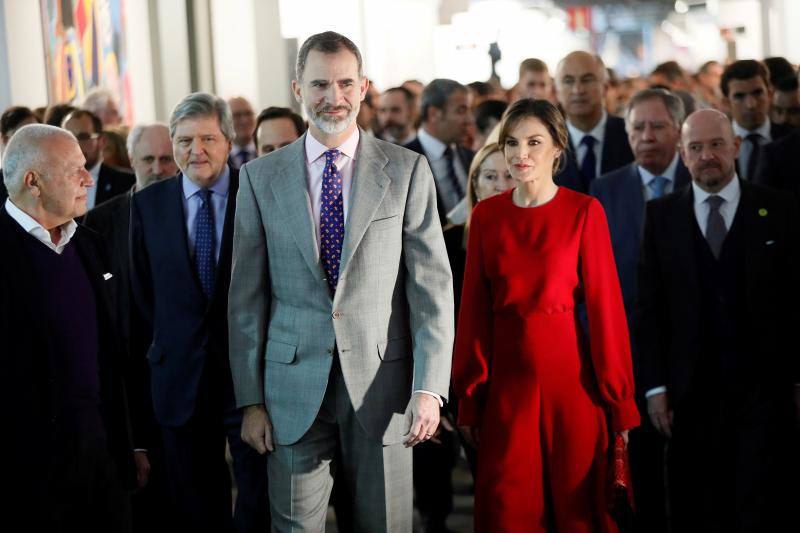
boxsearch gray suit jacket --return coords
[228,131,454,446]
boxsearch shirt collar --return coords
[182,164,231,200]
[639,153,680,186]
[305,127,360,165]
[417,127,449,160]
[4,197,78,250]
[567,111,608,147]
[88,159,102,181]
[732,118,771,141]
[232,142,256,155]
[692,174,741,207]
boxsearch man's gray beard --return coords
[307,104,359,135]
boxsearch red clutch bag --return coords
[609,433,635,513]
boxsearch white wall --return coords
[1,0,48,108]
[123,0,156,122]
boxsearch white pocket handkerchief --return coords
[103,272,113,280]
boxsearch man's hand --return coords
[134,451,150,489]
[403,393,440,447]
[647,392,674,438]
[242,404,274,454]
[458,425,480,449]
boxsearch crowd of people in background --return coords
[1,30,799,533]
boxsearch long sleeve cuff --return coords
[645,386,667,398]
[413,389,444,407]
[609,396,641,432]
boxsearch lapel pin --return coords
[103,272,113,280]
[758,208,768,217]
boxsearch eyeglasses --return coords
[74,132,101,142]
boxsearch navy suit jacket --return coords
[591,159,691,315]
[95,164,135,207]
[130,168,239,427]
[556,115,634,193]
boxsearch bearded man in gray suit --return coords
[228,31,454,532]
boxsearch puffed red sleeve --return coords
[579,198,641,432]
[452,207,493,427]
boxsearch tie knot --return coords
[324,149,340,163]
[706,195,724,210]
[581,135,596,148]
[648,176,668,198]
[199,188,212,203]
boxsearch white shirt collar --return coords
[692,174,741,207]
[305,127,360,165]
[566,111,608,146]
[639,153,680,186]
[181,164,231,200]
[4,198,77,254]
[417,127,449,160]
[88,159,102,181]
[732,118,771,141]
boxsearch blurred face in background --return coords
[63,113,105,169]
[256,117,300,155]
[771,88,800,128]
[519,69,553,101]
[131,125,178,189]
[428,89,473,145]
[556,52,606,126]
[377,90,413,141]
[473,150,513,201]
[726,76,771,130]
[228,97,256,147]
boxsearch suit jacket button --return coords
[332,311,342,320]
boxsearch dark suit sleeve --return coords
[634,202,669,393]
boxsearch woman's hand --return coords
[459,425,480,448]
[617,429,629,446]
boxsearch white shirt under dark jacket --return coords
[5,198,77,254]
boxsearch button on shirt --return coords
[639,153,680,201]
[181,166,230,263]
[567,112,607,179]
[416,127,468,213]
[5,198,77,254]
[732,119,771,180]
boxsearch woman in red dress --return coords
[453,99,640,532]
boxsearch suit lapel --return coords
[338,134,391,281]
[738,182,761,302]
[625,165,645,235]
[211,168,240,303]
[269,138,328,288]
[673,185,700,299]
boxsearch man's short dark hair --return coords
[519,58,549,77]
[720,60,770,97]
[763,56,794,85]
[62,108,103,133]
[43,103,77,127]
[383,87,416,110]
[253,107,307,146]
[296,31,363,82]
[420,79,466,123]
[697,60,720,75]
[1,106,37,137]
[474,100,508,135]
[652,61,688,84]
[467,81,493,97]
[774,75,799,93]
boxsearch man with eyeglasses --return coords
[554,51,634,193]
[227,97,257,168]
[62,109,134,209]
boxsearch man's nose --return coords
[82,168,95,187]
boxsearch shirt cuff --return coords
[645,386,667,398]
[133,448,148,453]
[413,390,444,407]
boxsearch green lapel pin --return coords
[758,208,768,217]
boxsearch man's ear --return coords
[291,80,303,104]
[360,77,369,102]
[24,170,41,197]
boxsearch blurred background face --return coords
[377,91,412,140]
[229,97,256,147]
[63,114,105,169]
[727,76,771,130]
[698,62,723,93]
[680,114,740,192]
[431,89,472,145]
[519,70,552,101]
[474,150,513,201]
[256,117,300,155]
[627,98,681,175]
[503,116,561,183]
[98,101,121,128]
[131,126,178,189]
[557,54,605,121]
[172,114,231,188]
[771,89,800,128]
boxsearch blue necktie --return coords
[648,176,668,199]
[194,188,216,298]
[320,149,344,294]
[580,135,597,189]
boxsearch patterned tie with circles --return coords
[320,149,345,294]
[194,188,216,298]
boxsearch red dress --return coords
[453,188,640,532]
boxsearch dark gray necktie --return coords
[745,133,762,180]
[705,195,727,259]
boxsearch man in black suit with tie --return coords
[62,109,134,210]
[636,109,800,531]
[721,60,792,181]
[591,88,691,533]
[554,51,634,193]
[130,93,268,532]
[1,124,138,531]
[405,78,475,226]
[754,67,800,194]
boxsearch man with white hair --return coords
[0,124,137,530]
[83,86,122,127]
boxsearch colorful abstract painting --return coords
[40,0,131,122]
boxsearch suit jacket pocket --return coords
[369,213,401,229]
[265,339,297,364]
[147,344,164,364]
[377,336,411,361]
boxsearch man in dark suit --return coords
[721,60,792,181]
[130,93,268,532]
[753,127,800,196]
[554,51,634,193]
[0,123,138,531]
[591,88,691,533]
[84,123,178,533]
[636,109,800,531]
[63,109,134,209]
[405,78,475,227]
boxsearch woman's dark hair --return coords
[498,98,568,174]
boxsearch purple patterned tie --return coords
[320,149,344,294]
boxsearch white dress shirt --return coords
[732,119,771,180]
[566,112,608,178]
[86,159,102,210]
[416,127,468,213]
[639,153,680,201]
[4,198,77,254]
